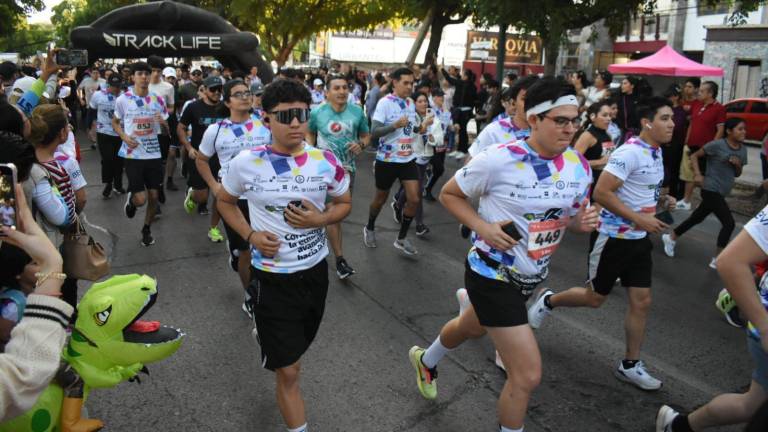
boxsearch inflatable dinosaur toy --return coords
[0,274,185,432]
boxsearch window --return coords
[697,1,731,16]
[751,102,768,114]
[563,42,580,71]
[726,100,748,113]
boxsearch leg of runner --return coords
[112,137,125,193]
[363,189,389,248]
[275,362,307,431]
[394,179,420,255]
[663,191,716,258]
[142,189,159,247]
[624,287,652,363]
[165,146,178,190]
[414,164,428,236]
[97,133,114,199]
[208,196,223,242]
[487,325,542,430]
[424,151,445,201]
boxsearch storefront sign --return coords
[466,31,542,64]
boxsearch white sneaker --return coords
[661,234,676,258]
[363,226,377,248]
[393,238,418,255]
[709,257,717,270]
[452,151,467,159]
[655,405,679,432]
[675,200,691,211]
[456,288,470,315]
[494,351,506,372]
[527,289,554,329]
[615,360,662,390]
[447,151,460,158]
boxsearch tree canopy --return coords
[0,0,44,38]
[0,22,53,58]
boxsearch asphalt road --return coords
[70,137,756,432]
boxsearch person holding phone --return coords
[112,61,169,247]
[408,77,596,432]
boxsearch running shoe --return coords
[124,193,137,219]
[494,351,506,372]
[141,226,155,247]
[451,151,467,160]
[336,258,355,280]
[198,203,210,215]
[527,289,554,329]
[228,252,238,273]
[102,183,112,199]
[158,186,166,204]
[675,200,691,211]
[408,346,438,400]
[394,238,418,255]
[391,200,402,224]
[715,288,744,328]
[661,233,676,258]
[708,257,717,269]
[363,227,377,248]
[655,405,679,432]
[423,191,437,202]
[166,178,179,191]
[154,205,162,219]
[614,360,662,391]
[183,188,196,214]
[415,224,430,237]
[456,288,470,315]
[208,226,224,243]
[113,185,125,195]
[459,224,471,239]
[242,292,254,321]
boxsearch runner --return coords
[217,79,351,432]
[307,74,370,279]
[178,75,226,243]
[662,117,748,268]
[309,78,325,110]
[423,88,456,202]
[196,79,271,309]
[528,96,677,391]
[112,61,170,247]
[161,66,181,192]
[467,75,537,159]
[89,73,124,198]
[408,77,595,432]
[363,67,421,255]
[251,82,265,119]
[656,204,768,431]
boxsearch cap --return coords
[162,67,177,78]
[191,67,202,74]
[313,78,323,86]
[10,76,36,96]
[203,76,223,88]
[107,74,122,87]
[0,61,18,82]
[250,82,265,95]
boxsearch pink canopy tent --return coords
[608,45,723,77]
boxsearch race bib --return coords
[397,137,413,156]
[527,219,567,259]
[133,116,155,136]
[601,140,615,156]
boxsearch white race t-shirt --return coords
[310,89,325,110]
[198,117,272,179]
[744,205,768,341]
[597,136,664,239]
[469,114,530,157]
[372,94,418,163]
[56,131,78,160]
[114,89,170,160]
[456,141,592,279]
[89,89,120,136]
[221,143,350,273]
[149,81,175,108]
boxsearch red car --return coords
[724,98,768,142]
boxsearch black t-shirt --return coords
[178,100,225,149]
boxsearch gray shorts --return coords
[748,335,768,391]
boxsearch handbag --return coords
[62,215,110,281]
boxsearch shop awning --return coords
[608,45,723,77]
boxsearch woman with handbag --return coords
[29,104,88,308]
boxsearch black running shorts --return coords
[186,154,220,190]
[374,159,419,191]
[248,259,328,371]
[222,199,251,253]
[588,231,653,295]
[124,158,163,193]
[464,260,531,327]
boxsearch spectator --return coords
[365,73,385,123]
[616,76,640,141]
[663,84,687,200]
[584,70,612,109]
[681,77,701,114]
[441,67,477,158]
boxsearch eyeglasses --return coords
[207,86,222,93]
[541,115,581,128]
[269,108,311,124]
[230,91,252,100]
[191,71,202,76]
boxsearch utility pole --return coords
[496,23,507,84]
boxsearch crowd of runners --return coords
[1,48,768,432]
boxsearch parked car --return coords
[724,98,768,142]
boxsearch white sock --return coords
[500,426,523,432]
[422,336,450,369]
[287,424,307,432]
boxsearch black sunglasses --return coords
[269,108,311,124]
[207,86,222,93]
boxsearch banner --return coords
[465,31,543,64]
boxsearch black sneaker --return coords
[124,193,137,219]
[724,307,745,328]
[423,191,437,202]
[154,205,162,219]
[336,258,356,280]
[460,224,471,239]
[198,203,210,215]
[113,185,125,195]
[166,178,179,191]
[158,186,166,204]
[391,200,402,224]
[102,183,112,199]
[228,251,239,273]
[415,224,430,237]
[141,227,155,247]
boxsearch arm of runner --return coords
[717,229,768,352]
[176,121,195,157]
[690,147,706,185]
[594,172,667,234]
[285,192,351,229]
[111,115,139,149]
[370,120,400,143]
[567,199,598,233]
[195,125,218,192]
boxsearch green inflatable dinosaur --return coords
[0,274,185,432]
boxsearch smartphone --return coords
[426,108,434,117]
[283,200,306,223]
[0,163,18,231]
[55,49,88,67]
[502,222,522,241]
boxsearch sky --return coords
[28,0,63,24]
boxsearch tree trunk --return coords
[275,46,293,67]
[423,14,447,65]
[543,35,560,75]
[405,6,434,66]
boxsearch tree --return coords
[402,0,471,66]
[0,0,43,38]
[229,0,399,66]
[51,0,138,45]
[0,22,54,58]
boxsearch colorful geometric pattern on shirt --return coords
[372,94,417,163]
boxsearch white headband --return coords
[526,95,579,117]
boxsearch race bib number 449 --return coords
[527,219,567,260]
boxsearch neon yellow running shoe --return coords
[409,346,437,400]
[208,226,224,243]
[183,187,196,215]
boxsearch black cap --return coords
[107,74,122,87]
[203,75,223,88]
[250,82,265,95]
[0,61,18,82]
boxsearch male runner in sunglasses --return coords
[217,79,351,432]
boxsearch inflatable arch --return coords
[70,1,273,82]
